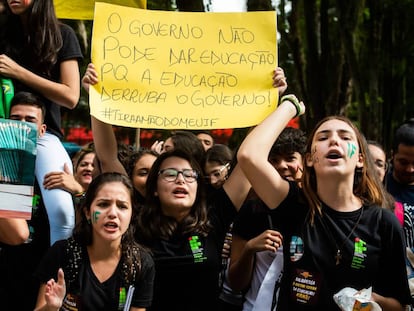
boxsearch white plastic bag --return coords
[333,287,382,311]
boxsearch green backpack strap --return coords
[0,78,14,119]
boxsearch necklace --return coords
[320,206,364,266]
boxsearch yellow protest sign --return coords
[54,0,146,20]
[90,3,277,129]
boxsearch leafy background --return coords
[62,0,414,153]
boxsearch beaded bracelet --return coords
[281,94,302,117]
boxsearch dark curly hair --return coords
[269,127,307,158]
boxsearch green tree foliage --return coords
[277,0,414,150]
[63,0,414,151]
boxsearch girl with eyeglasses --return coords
[135,149,250,311]
[84,64,288,311]
[204,144,233,189]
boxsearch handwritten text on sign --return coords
[90,3,277,129]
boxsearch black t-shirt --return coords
[143,187,237,311]
[237,182,411,310]
[233,197,276,241]
[386,170,414,248]
[35,239,155,310]
[0,181,50,311]
[7,24,83,138]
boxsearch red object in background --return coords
[287,117,299,129]
[139,129,163,148]
[65,123,297,149]
[64,126,94,146]
[139,129,234,147]
[211,129,233,144]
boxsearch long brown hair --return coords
[74,172,142,283]
[2,0,63,76]
[137,150,211,244]
[302,116,391,222]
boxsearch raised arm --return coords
[222,68,289,210]
[0,218,29,245]
[237,95,305,209]
[83,63,127,175]
[91,115,127,175]
[222,163,251,211]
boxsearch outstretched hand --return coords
[44,268,66,309]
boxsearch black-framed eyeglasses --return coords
[158,168,198,183]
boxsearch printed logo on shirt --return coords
[290,269,321,305]
[289,235,304,262]
[118,287,126,310]
[351,237,367,269]
[188,235,207,263]
[61,293,82,311]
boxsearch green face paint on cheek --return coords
[92,211,101,223]
[347,142,357,158]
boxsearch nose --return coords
[329,134,340,146]
[274,159,288,171]
[107,204,117,218]
[175,171,186,183]
[407,164,414,173]
[209,174,219,183]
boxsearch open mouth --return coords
[326,151,342,159]
[104,222,118,229]
[173,188,188,195]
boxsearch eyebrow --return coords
[316,129,354,135]
[96,197,130,204]
[9,115,38,122]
